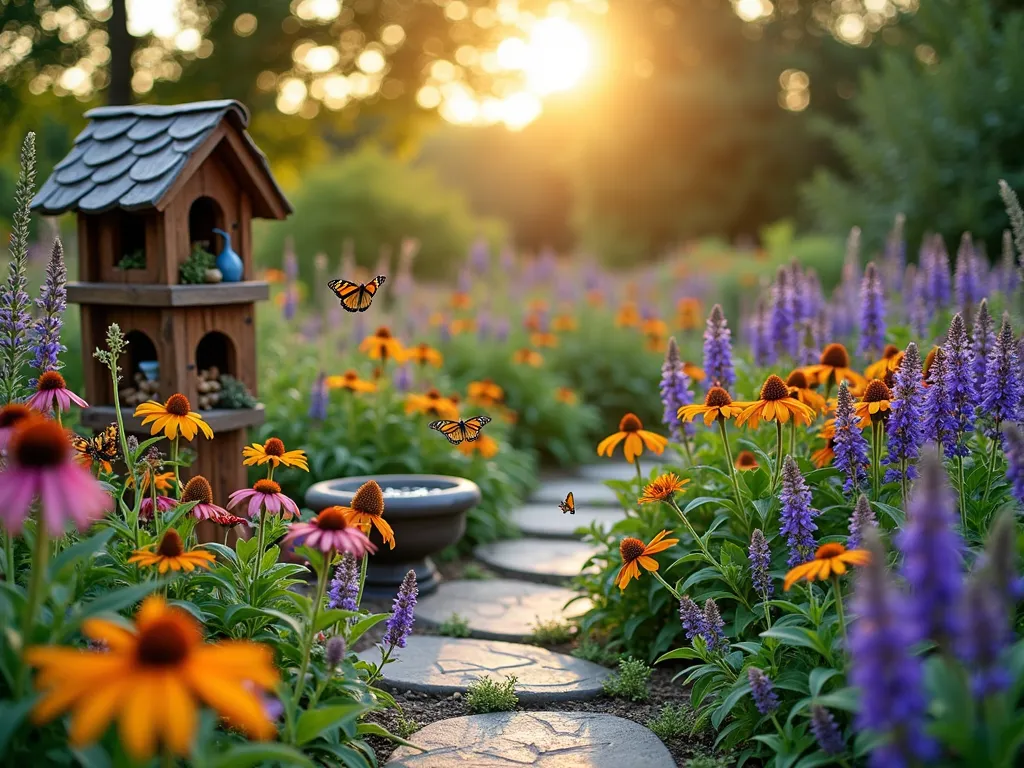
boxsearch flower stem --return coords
[716,418,744,517]
[680,434,694,467]
[171,436,180,496]
[355,552,369,609]
[3,532,13,583]
[830,574,848,648]
[18,516,49,695]
[293,557,329,712]
[957,454,968,534]
[789,419,796,458]
[982,431,1000,502]
[651,569,681,600]
[870,420,882,501]
[771,421,784,492]
[250,508,267,605]
[634,457,643,486]
[900,458,909,505]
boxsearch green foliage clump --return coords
[460,562,493,580]
[116,250,146,270]
[804,0,1024,252]
[217,374,258,409]
[572,637,621,667]
[686,754,733,768]
[179,244,215,285]
[254,145,505,284]
[393,715,421,739]
[529,618,574,645]
[601,656,652,702]
[465,675,519,714]
[438,613,471,638]
[646,703,695,742]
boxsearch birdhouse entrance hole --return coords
[114,210,147,269]
[188,196,224,257]
[195,331,236,410]
[116,330,160,409]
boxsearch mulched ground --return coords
[358,558,714,767]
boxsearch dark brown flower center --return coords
[863,379,892,403]
[263,437,286,457]
[704,387,733,408]
[882,344,899,359]
[820,343,850,369]
[618,413,643,432]
[351,480,384,517]
[735,450,758,468]
[317,506,350,530]
[165,393,191,417]
[0,403,32,429]
[157,529,185,557]
[815,542,847,559]
[181,475,213,505]
[374,327,392,339]
[620,537,645,563]
[136,618,192,667]
[786,370,809,389]
[10,419,68,468]
[760,375,790,401]
[254,478,281,494]
[37,371,67,391]
[425,389,442,400]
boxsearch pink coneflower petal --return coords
[264,494,281,515]
[0,468,36,533]
[281,495,299,517]
[54,389,70,411]
[39,471,67,535]
[227,488,253,507]
[193,502,229,521]
[67,466,108,530]
[67,390,89,408]
[25,390,51,412]
[248,493,264,519]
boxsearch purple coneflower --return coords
[228,479,300,520]
[702,304,735,390]
[779,456,818,566]
[981,315,1021,433]
[25,370,88,414]
[660,337,694,443]
[180,475,228,521]
[282,506,376,557]
[850,529,936,767]
[847,494,876,550]
[942,313,976,458]
[139,495,177,522]
[971,299,995,391]
[382,570,418,649]
[857,262,886,360]
[29,239,67,382]
[833,382,869,494]
[308,371,328,422]
[703,599,728,652]
[328,553,360,611]
[810,705,844,756]
[748,528,773,598]
[747,667,779,715]
[882,343,926,487]
[898,449,964,648]
[0,416,112,534]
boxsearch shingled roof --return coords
[32,99,290,217]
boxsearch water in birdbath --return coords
[380,486,448,498]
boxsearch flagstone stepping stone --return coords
[416,579,592,642]
[578,461,636,483]
[386,711,675,767]
[509,503,626,540]
[473,538,598,585]
[357,636,610,703]
[531,478,620,508]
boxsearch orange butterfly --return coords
[70,423,119,472]
[558,492,575,515]
[428,416,492,445]
[327,275,386,312]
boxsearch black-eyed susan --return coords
[25,596,277,761]
[735,450,759,471]
[449,318,476,335]
[854,379,893,426]
[786,369,827,414]
[552,314,578,332]
[802,343,866,395]
[458,433,499,459]
[597,413,668,464]
[678,386,746,427]
[555,387,578,405]
[642,317,669,343]
[326,370,376,393]
[638,473,689,504]
[128,529,216,573]
[339,479,395,549]
[242,437,309,471]
[512,348,544,366]
[530,331,559,348]
[405,389,460,420]
[405,342,443,368]
[615,302,640,328]
[736,375,817,429]
[135,394,213,441]
[864,344,903,381]
[811,420,836,468]
[783,542,870,591]
[359,327,404,363]
[128,468,175,494]
[616,530,679,589]
[468,379,504,407]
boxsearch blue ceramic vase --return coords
[212,228,243,283]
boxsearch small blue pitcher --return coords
[212,228,243,283]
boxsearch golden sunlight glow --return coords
[734,0,774,22]
[522,17,592,95]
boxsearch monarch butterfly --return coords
[558,491,575,515]
[428,416,492,445]
[327,275,386,312]
[70,423,119,470]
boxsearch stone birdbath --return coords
[304,474,481,598]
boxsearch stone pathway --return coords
[473,538,598,585]
[416,579,592,642]
[395,463,677,764]
[386,711,676,767]
[357,636,610,703]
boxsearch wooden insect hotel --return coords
[32,99,291,510]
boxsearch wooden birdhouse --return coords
[32,99,291,515]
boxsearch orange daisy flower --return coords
[811,420,836,468]
[135,394,213,441]
[512,348,544,367]
[339,480,395,549]
[735,375,817,429]
[450,291,472,310]
[786,369,827,414]
[360,327,404,362]
[802,343,866,391]
[458,433,499,458]
[783,542,870,591]
[128,529,216,574]
[468,379,504,407]
[615,302,640,328]
[854,379,893,427]
[616,530,679,589]
[552,314,578,332]
[405,389,460,420]
[449,318,476,335]
[242,437,309,471]
[405,343,444,368]
[676,297,702,330]
[638,473,689,504]
[864,344,903,380]
[677,386,746,427]
[326,370,376,393]
[683,362,706,382]
[734,450,759,471]
[597,413,668,463]
[530,332,559,348]
[555,387,578,405]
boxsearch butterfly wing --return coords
[429,419,468,445]
[328,276,386,312]
[461,415,492,442]
[69,433,94,458]
[558,491,575,515]
[95,423,119,462]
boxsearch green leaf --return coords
[48,529,115,581]
[357,721,424,750]
[809,667,841,697]
[656,647,703,663]
[682,496,729,516]
[208,743,316,768]
[813,687,859,712]
[760,626,825,653]
[295,703,364,745]
[314,608,364,635]
[64,581,167,637]
[0,695,36,754]
[712,680,753,729]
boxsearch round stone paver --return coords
[356,636,610,703]
[415,579,592,642]
[531,479,620,508]
[473,538,598,585]
[509,503,626,540]
[578,462,636,483]
[387,711,675,767]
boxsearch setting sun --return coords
[522,17,593,95]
